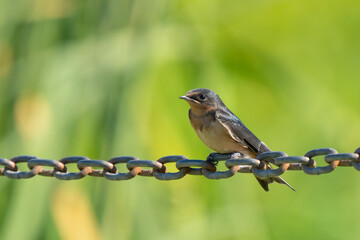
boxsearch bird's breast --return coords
[189,111,252,155]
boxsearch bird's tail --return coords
[254,161,296,191]
[255,176,295,192]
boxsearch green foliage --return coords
[0,0,360,239]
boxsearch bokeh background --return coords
[1,0,360,239]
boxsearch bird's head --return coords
[180,88,223,115]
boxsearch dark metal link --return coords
[202,165,240,179]
[77,160,115,177]
[176,159,216,175]
[352,148,360,171]
[0,158,17,175]
[256,151,288,165]
[0,147,360,181]
[326,153,359,167]
[154,155,189,180]
[325,153,358,163]
[127,160,165,177]
[225,158,260,168]
[355,147,360,153]
[252,152,289,178]
[4,156,41,179]
[274,156,310,165]
[224,158,259,173]
[303,148,338,175]
[211,152,245,162]
[203,153,246,179]
[104,157,141,181]
[54,156,91,180]
[28,159,65,177]
[252,164,289,178]
[274,156,309,171]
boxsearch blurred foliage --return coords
[0,0,360,239]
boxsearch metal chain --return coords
[0,147,359,180]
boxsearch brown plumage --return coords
[180,88,295,192]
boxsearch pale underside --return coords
[189,110,257,158]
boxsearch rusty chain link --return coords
[0,147,359,180]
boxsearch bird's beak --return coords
[179,96,189,100]
[179,95,200,104]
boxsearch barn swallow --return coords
[180,88,295,191]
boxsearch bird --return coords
[179,88,295,191]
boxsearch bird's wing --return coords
[215,109,270,154]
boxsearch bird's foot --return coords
[206,152,219,166]
[230,152,244,159]
[206,152,245,166]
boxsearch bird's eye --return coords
[198,94,206,100]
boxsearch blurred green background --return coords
[1,0,360,239]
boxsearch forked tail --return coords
[255,175,296,192]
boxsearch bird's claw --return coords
[230,152,244,159]
[206,152,244,166]
[206,152,219,166]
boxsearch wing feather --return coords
[215,109,270,154]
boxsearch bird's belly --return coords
[194,120,247,154]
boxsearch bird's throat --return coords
[189,105,213,117]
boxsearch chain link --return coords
[0,147,359,181]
